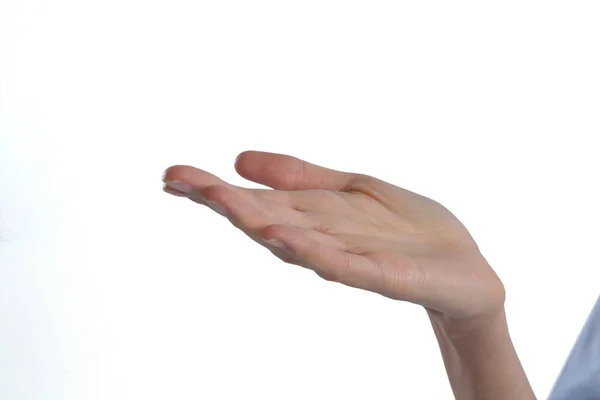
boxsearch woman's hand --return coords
[162,150,505,321]
[163,154,533,400]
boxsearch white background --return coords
[1,1,599,399]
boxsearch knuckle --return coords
[349,173,375,187]
[202,185,225,202]
[339,253,352,276]
[317,253,350,283]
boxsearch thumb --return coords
[234,150,355,191]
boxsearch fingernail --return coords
[205,200,228,217]
[265,238,287,250]
[163,183,189,196]
[164,181,192,195]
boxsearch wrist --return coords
[427,306,536,400]
[426,305,508,341]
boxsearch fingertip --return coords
[235,150,253,164]
[162,166,176,182]
[234,150,301,190]
[234,150,260,177]
[233,153,245,175]
[161,164,196,183]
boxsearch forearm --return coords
[427,307,536,400]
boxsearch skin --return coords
[162,150,537,400]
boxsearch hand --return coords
[162,151,505,320]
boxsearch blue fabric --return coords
[548,295,600,399]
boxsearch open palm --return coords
[162,151,505,320]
